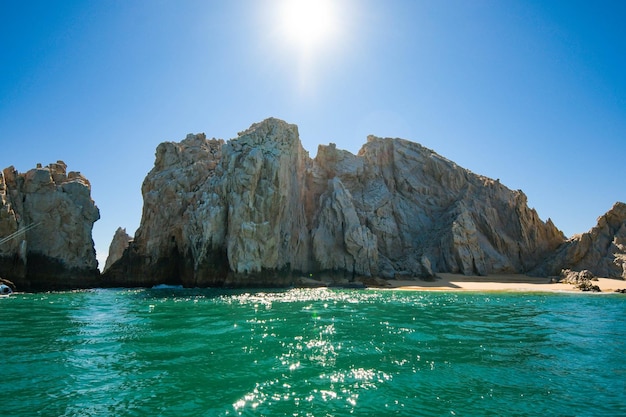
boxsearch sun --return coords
[278,0,338,51]
[269,0,348,93]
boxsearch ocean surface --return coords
[2,287,625,416]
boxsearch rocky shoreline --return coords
[1,118,625,292]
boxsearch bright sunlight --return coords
[268,0,352,94]
[278,0,338,51]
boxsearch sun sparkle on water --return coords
[3,289,625,416]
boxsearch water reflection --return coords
[2,289,625,416]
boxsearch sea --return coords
[2,287,625,416]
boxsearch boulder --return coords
[558,269,600,292]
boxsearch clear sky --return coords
[2,0,625,269]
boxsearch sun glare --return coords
[270,0,350,93]
[279,0,338,50]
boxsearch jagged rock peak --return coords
[597,201,626,233]
[532,201,626,279]
[236,117,301,149]
[103,227,132,272]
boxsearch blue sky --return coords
[2,0,625,269]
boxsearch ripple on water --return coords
[1,288,625,416]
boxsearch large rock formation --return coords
[0,161,100,290]
[103,118,565,287]
[532,202,626,279]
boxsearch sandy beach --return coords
[386,273,626,293]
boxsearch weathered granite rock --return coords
[103,134,226,287]
[103,118,566,287]
[312,177,379,277]
[0,161,100,290]
[558,269,601,292]
[314,136,565,278]
[103,227,132,272]
[532,202,626,279]
[560,269,596,283]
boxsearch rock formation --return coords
[0,161,100,290]
[103,227,132,272]
[532,202,626,279]
[557,269,601,292]
[103,118,565,287]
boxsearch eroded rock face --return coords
[532,202,626,279]
[103,118,566,287]
[316,136,566,278]
[0,161,100,290]
[312,177,379,277]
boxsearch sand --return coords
[386,273,626,293]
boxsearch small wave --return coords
[151,284,184,290]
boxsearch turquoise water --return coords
[2,288,625,416]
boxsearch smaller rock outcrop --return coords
[532,202,626,279]
[558,269,601,292]
[0,161,100,290]
[103,227,132,272]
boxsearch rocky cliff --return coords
[532,202,626,279]
[0,161,100,290]
[103,118,565,287]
